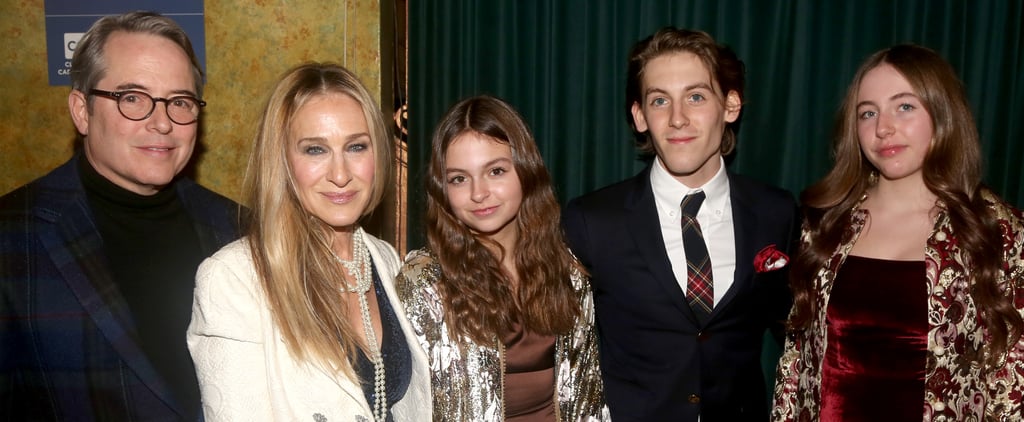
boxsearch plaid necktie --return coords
[681,191,713,324]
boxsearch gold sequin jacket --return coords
[395,249,610,421]
[773,190,1024,421]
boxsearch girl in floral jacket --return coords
[773,45,1024,421]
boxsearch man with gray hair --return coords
[0,11,239,420]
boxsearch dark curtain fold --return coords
[409,0,1024,252]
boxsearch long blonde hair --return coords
[243,62,392,378]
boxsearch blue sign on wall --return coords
[45,0,205,86]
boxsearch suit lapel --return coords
[312,360,369,411]
[176,178,238,257]
[624,169,700,324]
[709,174,756,320]
[34,162,183,416]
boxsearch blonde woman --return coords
[187,63,430,421]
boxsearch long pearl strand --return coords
[336,228,387,422]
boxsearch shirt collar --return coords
[650,156,729,215]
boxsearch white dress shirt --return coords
[650,156,736,307]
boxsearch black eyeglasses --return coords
[89,89,206,125]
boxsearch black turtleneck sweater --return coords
[79,156,203,418]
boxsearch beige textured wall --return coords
[0,1,391,208]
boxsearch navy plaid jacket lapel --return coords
[32,159,184,415]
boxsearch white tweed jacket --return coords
[187,232,432,421]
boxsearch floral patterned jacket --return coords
[773,190,1024,421]
[395,249,609,421]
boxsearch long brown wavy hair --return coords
[790,45,1022,367]
[244,62,392,380]
[426,95,582,344]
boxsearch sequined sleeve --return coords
[559,267,611,421]
[394,249,504,421]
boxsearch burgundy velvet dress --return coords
[819,255,928,421]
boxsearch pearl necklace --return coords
[335,228,387,422]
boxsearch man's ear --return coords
[69,90,90,135]
[724,90,742,123]
[631,101,649,132]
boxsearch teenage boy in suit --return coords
[563,27,799,421]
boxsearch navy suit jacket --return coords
[563,165,799,422]
[0,158,241,421]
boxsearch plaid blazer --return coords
[0,157,241,421]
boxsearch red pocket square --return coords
[754,244,789,273]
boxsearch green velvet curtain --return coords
[408,0,1024,250]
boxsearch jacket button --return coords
[697,331,710,341]
[688,394,701,404]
